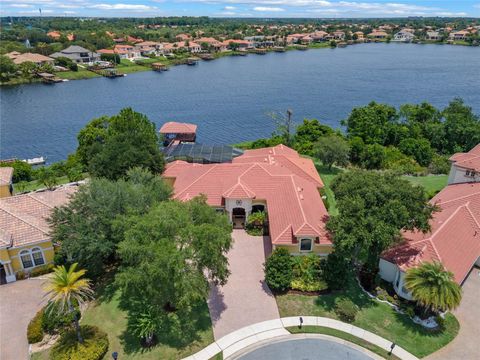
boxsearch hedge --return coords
[50,325,109,360]
[27,309,44,344]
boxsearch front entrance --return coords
[232,207,246,229]
[0,264,6,285]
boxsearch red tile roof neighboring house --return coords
[47,31,61,40]
[159,122,198,134]
[6,52,54,65]
[449,144,480,172]
[163,145,329,245]
[382,182,480,284]
[0,186,77,248]
[0,167,14,186]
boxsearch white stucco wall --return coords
[225,198,252,220]
[475,256,480,267]
[378,258,398,282]
[448,165,480,185]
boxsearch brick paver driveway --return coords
[427,267,480,360]
[0,278,48,360]
[208,230,280,339]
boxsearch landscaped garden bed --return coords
[276,277,459,358]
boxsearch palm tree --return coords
[44,263,94,343]
[404,261,462,314]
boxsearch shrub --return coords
[290,254,327,292]
[50,325,109,360]
[42,304,80,335]
[0,160,33,182]
[264,248,294,293]
[429,154,450,175]
[321,251,349,290]
[334,298,358,323]
[27,309,44,343]
[30,263,55,277]
[246,211,266,236]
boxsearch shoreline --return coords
[0,41,476,87]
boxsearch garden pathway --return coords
[208,229,280,339]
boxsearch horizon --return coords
[1,1,480,19]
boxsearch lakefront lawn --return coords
[276,278,459,358]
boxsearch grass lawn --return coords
[80,291,215,360]
[116,60,151,74]
[15,176,72,194]
[313,161,344,216]
[287,326,401,360]
[276,279,459,358]
[403,175,448,198]
[56,69,100,80]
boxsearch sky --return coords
[1,0,479,18]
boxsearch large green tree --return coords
[405,262,462,314]
[294,119,334,156]
[49,168,171,278]
[115,196,232,344]
[327,170,435,272]
[442,98,480,153]
[76,108,165,180]
[315,134,350,170]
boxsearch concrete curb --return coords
[183,316,419,360]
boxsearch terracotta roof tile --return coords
[159,122,197,134]
[449,144,480,172]
[0,167,13,185]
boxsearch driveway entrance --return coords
[208,230,280,339]
[427,267,480,359]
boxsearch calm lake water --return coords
[1,43,479,163]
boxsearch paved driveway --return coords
[208,230,280,339]
[427,267,480,360]
[0,278,47,360]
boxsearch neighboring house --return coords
[311,31,329,41]
[426,31,441,41]
[368,30,388,39]
[176,33,191,41]
[353,31,365,40]
[135,41,163,56]
[0,186,77,283]
[98,48,129,60]
[449,30,469,41]
[50,45,100,64]
[47,31,61,40]
[114,44,140,58]
[0,167,13,198]
[5,52,54,66]
[196,37,226,51]
[333,31,345,40]
[159,122,197,146]
[393,30,415,42]
[222,39,252,50]
[447,144,480,184]
[379,144,480,300]
[163,144,332,256]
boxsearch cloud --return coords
[8,3,34,7]
[89,3,158,11]
[224,6,236,10]
[253,6,285,12]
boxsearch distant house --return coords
[126,35,143,43]
[449,30,469,41]
[368,30,388,39]
[379,144,480,300]
[66,33,75,41]
[176,33,191,41]
[135,41,163,56]
[50,45,100,64]
[196,37,226,52]
[393,30,415,42]
[0,167,13,198]
[222,39,252,50]
[333,31,345,40]
[5,52,54,66]
[353,31,365,40]
[47,31,61,40]
[426,31,441,41]
[311,31,328,41]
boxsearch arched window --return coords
[20,250,33,269]
[19,247,45,269]
[31,247,45,266]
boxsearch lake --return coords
[1,43,479,163]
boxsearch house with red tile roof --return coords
[0,167,14,198]
[159,122,197,145]
[379,144,480,299]
[447,144,480,184]
[163,144,331,255]
[0,185,77,283]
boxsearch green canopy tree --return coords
[48,168,171,279]
[115,196,232,344]
[327,170,436,273]
[294,119,334,156]
[405,262,462,314]
[315,134,350,170]
[76,108,165,180]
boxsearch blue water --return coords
[1,43,479,163]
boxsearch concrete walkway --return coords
[183,317,418,360]
[208,230,279,339]
[426,267,480,360]
[0,278,48,360]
